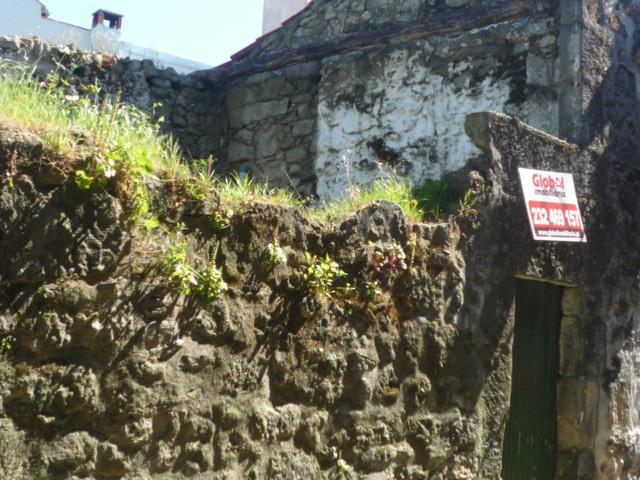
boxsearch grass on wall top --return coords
[0,61,435,226]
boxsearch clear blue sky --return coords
[42,0,264,66]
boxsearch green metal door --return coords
[502,280,562,480]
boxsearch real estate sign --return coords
[518,167,587,243]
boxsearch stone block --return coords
[151,77,172,89]
[228,142,255,162]
[445,0,471,7]
[228,99,289,128]
[557,380,598,450]
[562,288,582,317]
[0,36,21,51]
[286,146,308,164]
[255,125,280,158]
[559,315,584,376]
[142,59,158,78]
[293,120,315,137]
[527,54,556,87]
[227,87,259,108]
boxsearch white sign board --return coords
[518,168,587,243]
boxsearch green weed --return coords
[303,252,348,295]
[164,226,227,301]
[412,178,456,220]
[264,241,287,268]
[458,188,478,217]
[312,178,424,224]
[214,173,304,211]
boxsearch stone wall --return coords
[0,0,568,200]
[0,116,491,479]
[3,0,640,478]
[2,109,640,479]
[193,0,566,199]
[222,62,321,195]
[313,20,558,198]
[0,35,220,161]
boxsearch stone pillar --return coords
[558,0,614,145]
[555,288,598,480]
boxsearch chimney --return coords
[92,9,124,30]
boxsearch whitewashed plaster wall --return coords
[314,41,559,200]
[0,0,209,74]
[118,43,211,74]
[0,0,92,50]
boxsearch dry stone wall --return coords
[222,62,321,195]
[0,35,221,162]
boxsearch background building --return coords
[0,0,210,73]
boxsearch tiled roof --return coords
[229,0,315,63]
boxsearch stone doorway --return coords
[502,279,563,479]
[501,278,595,480]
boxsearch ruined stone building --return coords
[1,0,640,478]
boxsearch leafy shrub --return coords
[303,252,347,295]
[164,227,227,301]
[165,235,198,297]
[194,247,228,301]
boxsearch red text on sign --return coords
[528,201,583,232]
[532,174,566,190]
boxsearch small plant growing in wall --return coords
[164,225,227,301]
[371,241,409,273]
[0,335,15,355]
[303,252,348,296]
[328,449,356,480]
[193,245,228,301]
[264,241,287,269]
[165,229,198,297]
[211,209,232,231]
[358,279,382,301]
[456,188,478,219]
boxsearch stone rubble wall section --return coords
[0,35,221,162]
[0,0,565,201]
[224,62,321,195]
[199,0,564,200]
[249,0,546,60]
[313,19,560,199]
[2,108,639,480]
